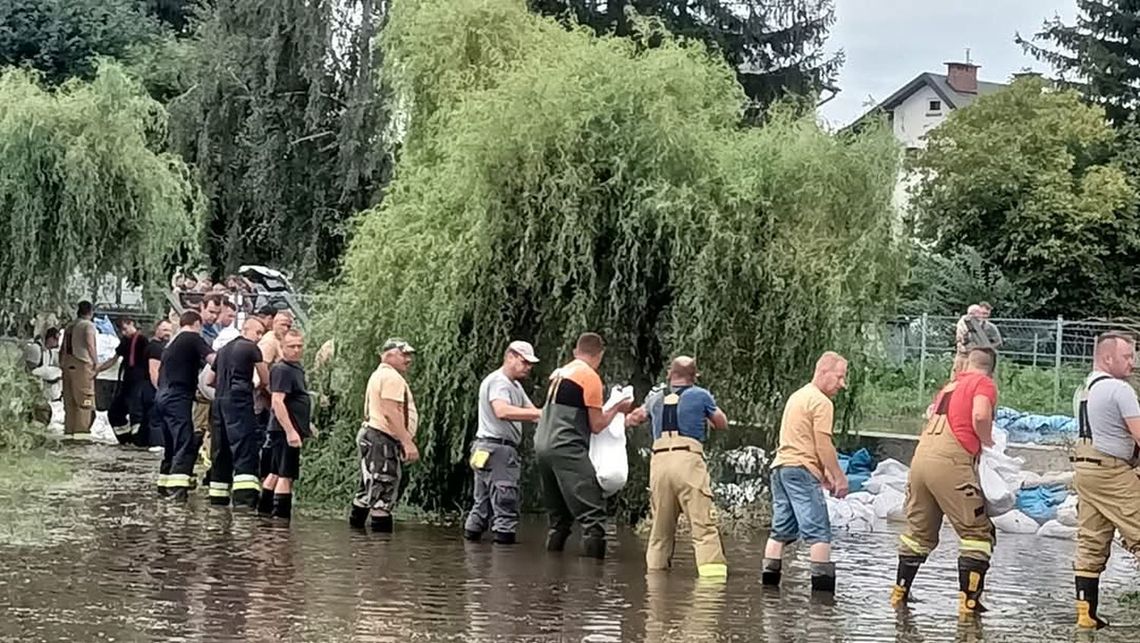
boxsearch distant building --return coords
[852,62,1007,150]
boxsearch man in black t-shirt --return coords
[98,319,151,445]
[259,329,311,520]
[142,320,173,456]
[207,318,269,508]
[154,311,215,501]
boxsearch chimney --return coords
[945,61,979,94]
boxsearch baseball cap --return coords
[381,338,416,354]
[508,340,540,363]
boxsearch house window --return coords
[928,99,942,113]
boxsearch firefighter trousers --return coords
[1072,442,1140,577]
[899,424,994,562]
[647,434,726,576]
[60,354,94,435]
[155,389,196,489]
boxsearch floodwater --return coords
[1,446,1138,642]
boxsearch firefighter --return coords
[1070,331,1140,629]
[60,301,98,436]
[625,356,729,578]
[207,318,268,507]
[154,311,215,500]
[891,347,997,617]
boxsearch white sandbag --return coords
[979,428,1023,515]
[589,385,633,497]
[828,496,880,532]
[872,485,907,522]
[89,411,119,445]
[863,459,909,494]
[992,510,1039,534]
[845,491,875,506]
[1056,494,1079,527]
[827,496,854,526]
[95,333,119,365]
[1037,519,1078,540]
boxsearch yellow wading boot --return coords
[1075,575,1109,629]
[957,558,989,618]
[891,555,924,608]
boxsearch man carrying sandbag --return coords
[625,356,729,578]
[463,341,541,545]
[890,347,997,617]
[534,332,631,559]
[1070,331,1140,629]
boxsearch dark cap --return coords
[381,338,416,354]
[256,305,278,318]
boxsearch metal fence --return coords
[876,315,1140,422]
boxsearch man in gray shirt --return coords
[1071,331,1140,630]
[463,341,541,544]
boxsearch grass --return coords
[858,357,1087,435]
[0,450,74,544]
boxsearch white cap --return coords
[508,340,540,363]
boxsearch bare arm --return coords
[490,399,541,423]
[587,400,631,434]
[86,329,97,369]
[625,405,648,427]
[272,392,300,437]
[205,369,216,387]
[814,430,846,495]
[708,408,728,430]
[255,362,270,392]
[96,356,119,374]
[972,394,995,448]
[149,359,161,388]
[1124,417,1140,446]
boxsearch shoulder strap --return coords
[1078,375,1115,440]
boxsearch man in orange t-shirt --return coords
[892,347,997,617]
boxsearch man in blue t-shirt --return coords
[626,356,729,578]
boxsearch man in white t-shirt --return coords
[463,341,541,544]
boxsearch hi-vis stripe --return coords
[960,539,992,556]
[112,424,133,436]
[232,474,260,491]
[166,474,191,488]
[208,482,231,498]
[899,534,930,555]
[156,474,170,487]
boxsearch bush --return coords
[301,0,903,513]
[0,349,55,452]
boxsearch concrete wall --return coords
[855,431,1073,474]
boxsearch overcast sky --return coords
[820,0,1075,127]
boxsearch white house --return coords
[854,62,1007,150]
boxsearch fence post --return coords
[1053,315,1064,411]
[918,313,928,400]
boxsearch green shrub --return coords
[0,350,56,452]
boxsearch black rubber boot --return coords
[810,561,837,594]
[464,529,483,542]
[582,534,606,560]
[208,494,231,507]
[492,531,516,545]
[168,487,189,503]
[891,555,924,607]
[156,484,169,498]
[1076,575,1109,629]
[957,558,989,617]
[545,529,570,552]
[232,489,259,510]
[257,489,275,516]
[348,505,368,529]
[761,558,782,587]
[271,494,292,521]
[371,515,394,533]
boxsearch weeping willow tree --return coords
[0,63,201,326]
[302,0,902,512]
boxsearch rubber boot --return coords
[582,534,606,560]
[545,529,570,552]
[371,514,394,533]
[492,531,516,545]
[271,494,292,521]
[348,505,368,529]
[957,558,989,617]
[891,555,924,607]
[168,487,189,503]
[810,561,836,594]
[156,485,169,498]
[1076,575,1109,629]
[464,529,483,542]
[761,558,782,587]
[257,489,275,516]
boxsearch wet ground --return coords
[1,445,1138,642]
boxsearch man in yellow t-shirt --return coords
[761,352,849,595]
[349,338,420,532]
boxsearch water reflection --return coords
[0,444,1139,642]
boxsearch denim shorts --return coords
[770,465,832,545]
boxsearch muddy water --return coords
[1,445,1138,642]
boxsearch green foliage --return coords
[0,63,202,322]
[1018,1,1140,127]
[0,0,161,84]
[168,0,391,283]
[910,77,1139,318]
[0,351,55,452]
[528,0,843,115]
[899,245,1029,317]
[303,0,903,511]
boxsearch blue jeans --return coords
[770,466,832,545]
